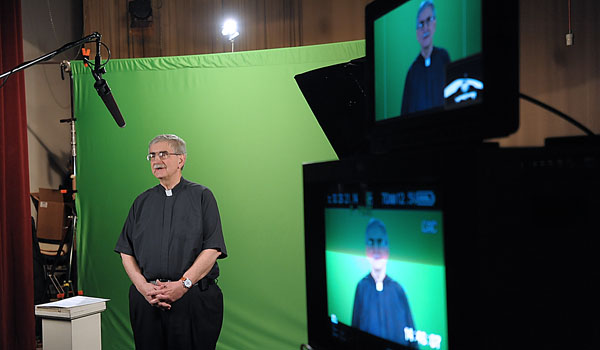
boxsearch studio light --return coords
[221,19,239,52]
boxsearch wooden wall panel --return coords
[498,0,600,146]
[300,0,371,46]
[157,0,223,56]
[83,0,130,58]
[83,0,367,58]
[84,0,308,57]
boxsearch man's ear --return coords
[179,154,187,169]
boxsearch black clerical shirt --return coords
[401,46,450,116]
[115,178,227,281]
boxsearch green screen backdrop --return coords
[72,41,365,349]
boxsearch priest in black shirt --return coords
[352,218,417,348]
[401,0,450,115]
[115,134,227,350]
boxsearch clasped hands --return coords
[142,280,188,310]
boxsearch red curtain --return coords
[0,0,36,349]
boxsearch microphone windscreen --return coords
[94,79,126,128]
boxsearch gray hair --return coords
[417,0,436,25]
[148,134,187,154]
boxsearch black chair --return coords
[31,194,77,299]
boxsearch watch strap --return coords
[180,277,192,289]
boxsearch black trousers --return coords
[129,281,223,350]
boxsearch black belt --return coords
[199,278,216,291]
[149,277,216,291]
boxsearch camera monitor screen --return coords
[373,0,482,120]
[366,0,518,147]
[320,185,447,349]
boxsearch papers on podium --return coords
[35,296,109,319]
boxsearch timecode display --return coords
[326,189,437,208]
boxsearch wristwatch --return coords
[180,277,193,289]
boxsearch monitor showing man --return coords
[351,218,417,348]
[401,0,450,115]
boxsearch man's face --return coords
[148,141,184,182]
[366,230,389,271]
[416,5,436,51]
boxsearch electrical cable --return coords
[568,0,572,33]
[97,41,112,68]
[519,92,595,136]
[0,76,9,89]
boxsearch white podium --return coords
[35,296,109,350]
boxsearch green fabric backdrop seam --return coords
[72,40,365,75]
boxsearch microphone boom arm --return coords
[2,31,126,128]
[0,32,101,80]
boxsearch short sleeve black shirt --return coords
[115,178,227,281]
[401,46,451,115]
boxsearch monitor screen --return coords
[324,189,447,349]
[373,0,482,121]
[303,154,449,350]
[366,0,518,149]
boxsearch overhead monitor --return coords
[366,0,519,150]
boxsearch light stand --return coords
[58,60,78,298]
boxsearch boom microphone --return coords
[94,78,126,128]
[91,34,126,128]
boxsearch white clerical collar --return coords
[424,56,431,67]
[165,189,173,197]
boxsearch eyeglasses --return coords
[417,15,435,30]
[366,238,388,249]
[146,151,182,161]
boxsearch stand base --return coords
[42,313,101,350]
